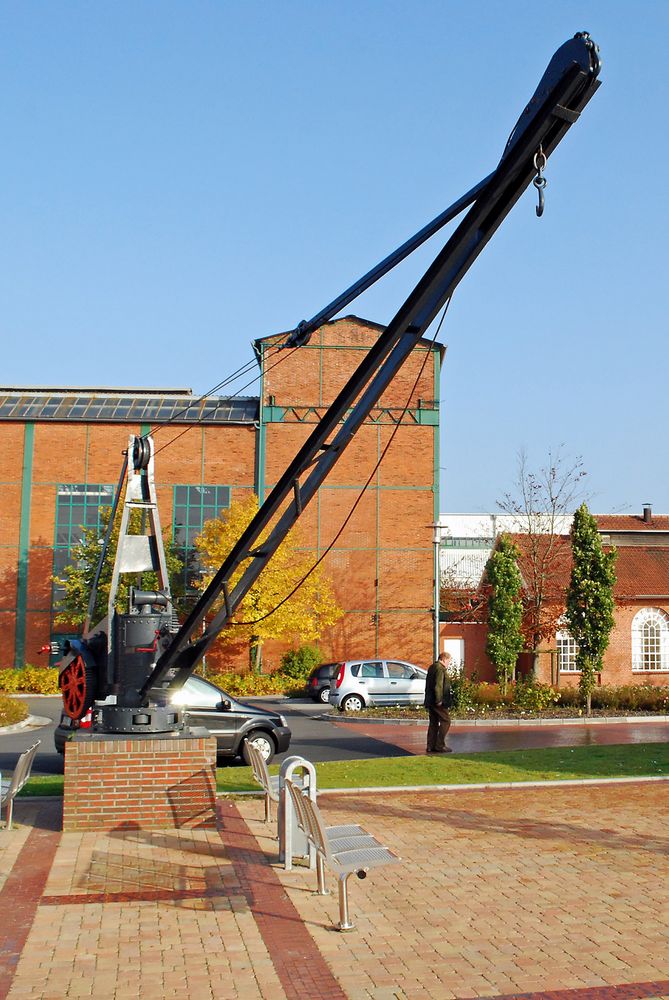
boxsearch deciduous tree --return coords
[565,502,617,715]
[195,494,343,672]
[53,507,184,627]
[498,448,588,673]
[439,564,487,624]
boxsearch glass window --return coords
[442,536,494,549]
[0,392,258,424]
[97,403,119,418]
[172,484,231,592]
[52,484,114,606]
[360,662,384,678]
[387,661,414,679]
[557,630,579,672]
[171,675,225,708]
[632,608,669,672]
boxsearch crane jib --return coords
[140,32,602,703]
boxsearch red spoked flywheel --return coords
[60,655,96,720]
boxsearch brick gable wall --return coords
[259,318,438,668]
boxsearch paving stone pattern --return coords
[0,781,667,999]
[257,782,669,1000]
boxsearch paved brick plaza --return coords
[1,781,668,999]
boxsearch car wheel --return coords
[340,694,365,712]
[319,686,331,704]
[242,731,275,764]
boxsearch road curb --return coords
[219,773,669,798]
[9,694,61,699]
[329,714,669,727]
[0,715,52,735]
[317,774,669,794]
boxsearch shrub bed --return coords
[203,670,304,698]
[0,666,61,695]
[0,693,29,726]
[339,680,669,719]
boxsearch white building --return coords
[438,513,574,587]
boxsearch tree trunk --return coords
[531,649,540,679]
[249,637,262,675]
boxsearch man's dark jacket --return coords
[424,659,451,709]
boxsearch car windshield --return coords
[170,675,224,707]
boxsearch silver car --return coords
[328,659,427,711]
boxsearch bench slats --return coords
[326,823,367,838]
[329,845,398,873]
[328,834,378,854]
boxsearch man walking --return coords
[424,650,453,754]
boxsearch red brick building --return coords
[0,317,443,672]
[442,513,669,687]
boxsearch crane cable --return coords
[148,357,261,437]
[152,341,299,458]
[98,338,298,546]
[227,298,452,627]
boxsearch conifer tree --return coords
[485,534,524,694]
[565,503,617,715]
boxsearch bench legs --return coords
[5,798,14,831]
[315,855,330,896]
[337,873,355,932]
[314,863,372,931]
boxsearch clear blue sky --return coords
[1,2,666,516]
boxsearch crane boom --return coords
[140,32,601,704]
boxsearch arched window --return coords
[632,608,669,672]
[556,629,579,672]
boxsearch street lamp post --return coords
[429,522,441,662]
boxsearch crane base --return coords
[93,704,183,734]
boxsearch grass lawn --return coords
[215,742,669,793]
[18,775,65,797]
[18,742,669,798]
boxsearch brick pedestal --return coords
[62,730,217,832]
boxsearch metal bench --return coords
[244,739,281,823]
[285,777,399,931]
[1,741,40,831]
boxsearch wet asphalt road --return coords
[0,696,412,774]
[1,695,667,775]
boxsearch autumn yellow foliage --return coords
[195,495,342,669]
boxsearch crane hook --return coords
[533,147,547,217]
